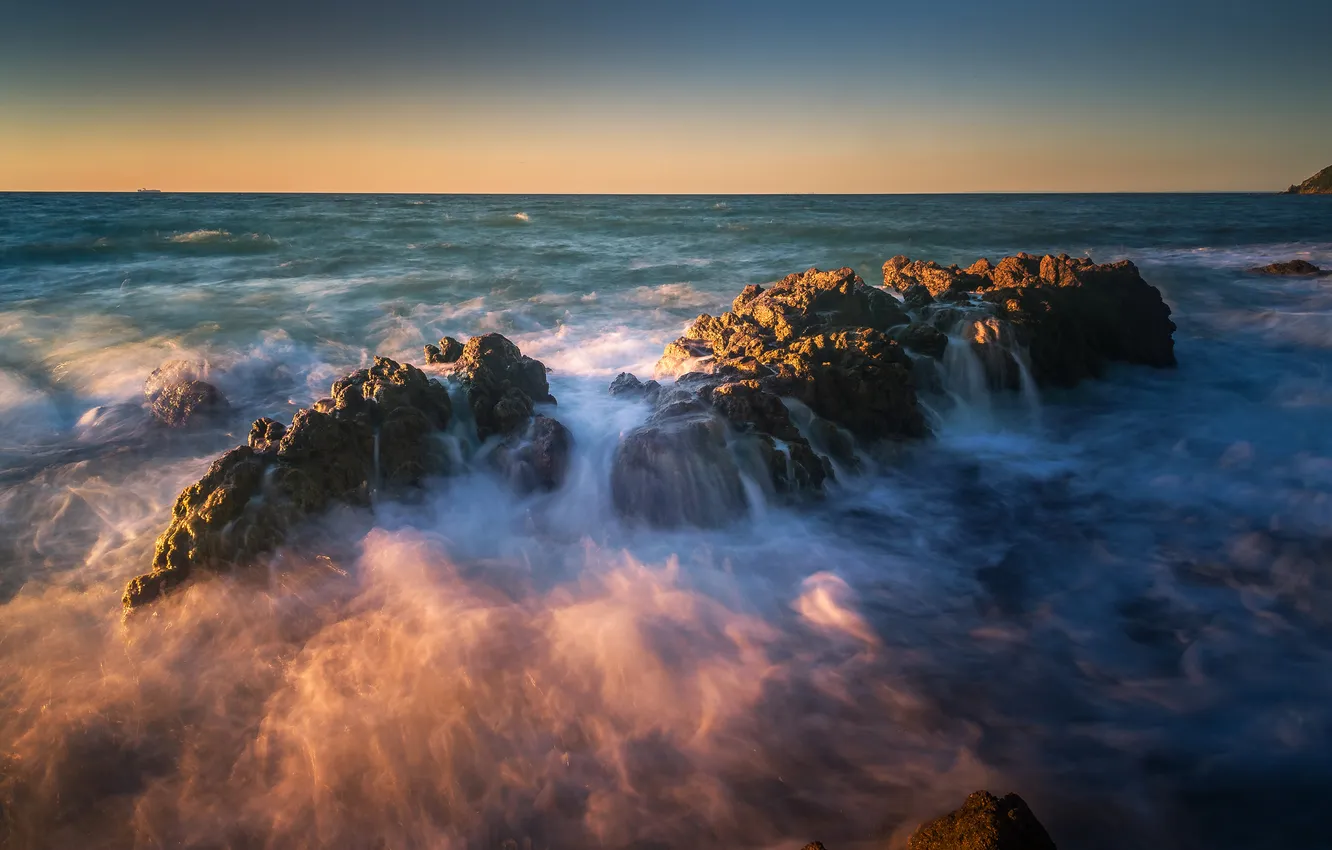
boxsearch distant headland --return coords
[1283,165,1332,194]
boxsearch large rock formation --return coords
[655,267,923,440]
[124,335,567,611]
[1282,165,1332,195]
[907,791,1057,850]
[884,253,1176,388]
[144,360,228,427]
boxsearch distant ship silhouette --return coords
[136,188,162,193]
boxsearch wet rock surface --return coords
[655,266,923,440]
[906,791,1057,850]
[124,335,569,610]
[455,333,556,440]
[1248,259,1324,275]
[494,413,573,494]
[144,361,228,427]
[423,335,464,364]
[884,252,1177,388]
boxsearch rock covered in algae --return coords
[884,252,1176,388]
[123,334,569,611]
[907,791,1056,850]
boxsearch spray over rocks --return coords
[123,334,570,611]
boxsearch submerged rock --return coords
[144,361,228,427]
[610,407,749,528]
[1248,259,1324,276]
[907,791,1056,850]
[885,252,1176,388]
[423,336,464,364]
[493,413,573,493]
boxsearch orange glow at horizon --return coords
[0,98,1318,194]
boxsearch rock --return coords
[144,361,228,427]
[424,336,464,364]
[494,414,573,493]
[894,321,949,359]
[966,316,1025,392]
[608,372,661,402]
[907,791,1056,850]
[123,356,453,611]
[455,333,556,440]
[610,409,748,528]
[1248,259,1324,276]
[800,844,828,850]
[247,417,286,452]
[656,267,923,440]
[1282,164,1332,195]
[885,252,1176,388]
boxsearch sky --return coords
[1,0,1329,192]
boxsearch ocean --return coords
[2,192,1332,849]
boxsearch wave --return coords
[167,230,278,246]
[512,212,531,222]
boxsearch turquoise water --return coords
[2,193,1332,848]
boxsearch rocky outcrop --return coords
[124,335,568,611]
[655,267,923,440]
[1248,259,1324,276]
[1282,165,1332,195]
[884,253,1176,388]
[454,333,556,440]
[144,360,228,427]
[907,791,1056,850]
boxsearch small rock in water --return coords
[907,791,1056,850]
[424,335,465,364]
[144,360,228,427]
[1248,259,1323,276]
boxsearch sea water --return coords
[2,192,1331,849]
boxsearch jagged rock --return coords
[123,357,453,611]
[455,333,556,440]
[894,322,949,359]
[494,414,573,493]
[885,253,1176,388]
[1249,259,1323,275]
[610,408,748,528]
[144,361,228,427]
[247,417,286,452]
[424,336,464,364]
[907,791,1056,850]
[656,267,923,440]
